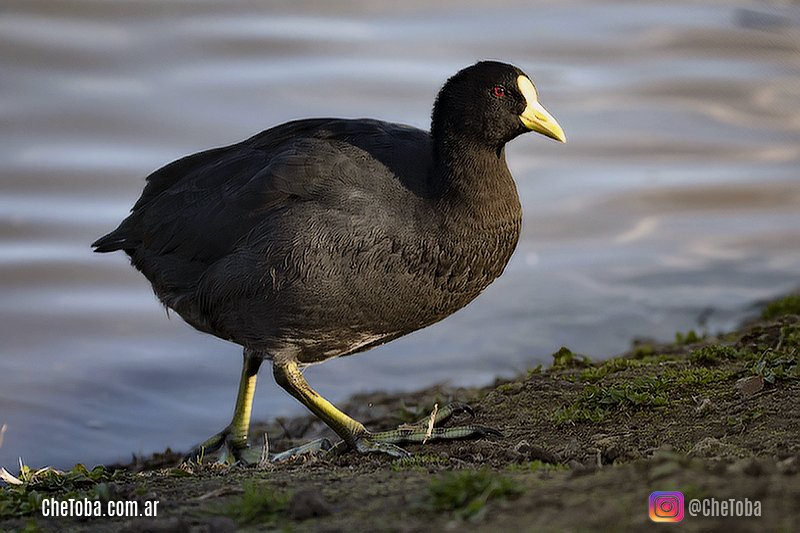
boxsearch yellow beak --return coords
[517,75,566,143]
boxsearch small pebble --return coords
[735,375,764,398]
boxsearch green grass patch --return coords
[428,469,521,520]
[578,358,648,383]
[219,481,290,525]
[505,460,568,474]
[631,343,656,359]
[551,347,592,369]
[556,361,745,425]
[638,353,683,364]
[527,364,543,376]
[688,345,741,366]
[554,377,670,424]
[496,382,521,394]
[0,463,127,519]
[762,295,800,320]
[662,367,733,386]
[674,329,705,345]
[555,356,745,425]
[780,324,800,350]
[751,325,800,384]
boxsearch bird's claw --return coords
[182,428,254,465]
[351,436,412,458]
[321,402,500,458]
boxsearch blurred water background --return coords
[1,0,799,468]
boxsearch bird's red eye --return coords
[491,85,506,98]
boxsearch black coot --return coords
[93,61,565,461]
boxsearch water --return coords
[1,0,798,469]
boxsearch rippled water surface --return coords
[1,0,799,468]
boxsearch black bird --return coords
[93,61,565,462]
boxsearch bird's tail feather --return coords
[91,229,133,253]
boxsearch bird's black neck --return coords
[431,131,519,221]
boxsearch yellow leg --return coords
[271,359,499,458]
[228,351,262,448]
[272,358,366,446]
[186,354,501,463]
[184,350,262,463]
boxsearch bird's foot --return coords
[190,402,501,463]
[347,436,413,457]
[183,427,265,465]
[327,402,502,458]
[185,428,336,465]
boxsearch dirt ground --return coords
[2,296,799,532]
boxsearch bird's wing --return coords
[96,119,430,266]
[95,121,327,256]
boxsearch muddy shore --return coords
[2,294,799,532]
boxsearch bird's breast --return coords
[435,212,522,299]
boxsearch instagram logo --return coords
[649,491,685,522]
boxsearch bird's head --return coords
[432,61,566,149]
